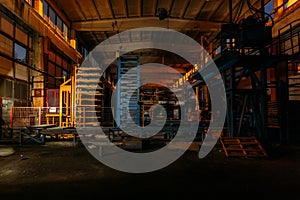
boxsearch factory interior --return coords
[1,0,300,199]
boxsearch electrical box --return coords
[236,25,272,48]
[46,89,59,107]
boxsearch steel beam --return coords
[72,17,221,32]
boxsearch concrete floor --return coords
[0,141,300,200]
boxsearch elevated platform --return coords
[18,125,78,145]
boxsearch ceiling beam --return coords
[169,0,175,16]
[180,0,191,19]
[194,1,207,20]
[92,0,102,20]
[72,17,221,32]
[207,1,224,21]
[74,0,87,20]
[124,0,129,18]
[139,0,143,17]
[107,0,115,19]
[153,0,158,17]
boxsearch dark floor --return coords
[0,141,300,200]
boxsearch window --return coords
[62,70,68,79]
[14,82,28,100]
[0,78,12,98]
[49,7,56,25]
[0,78,5,96]
[63,23,68,39]
[14,43,27,63]
[43,0,48,16]
[56,16,63,32]
[30,0,35,7]
[42,0,70,41]
[76,39,88,58]
[217,46,221,54]
[265,0,274,19]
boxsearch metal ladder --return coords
[116,54,141,129]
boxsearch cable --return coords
[246,0,274,26]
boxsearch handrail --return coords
[278,19,300,56]
[278,19,300,36]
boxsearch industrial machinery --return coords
[189,8,288,144]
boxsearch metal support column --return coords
[228,66,235,137]
[116,56,121,127]
[260,67,268,142]
[136,55,141,126]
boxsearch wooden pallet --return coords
[220,136,268,158]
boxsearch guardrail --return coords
[10,106,115,129]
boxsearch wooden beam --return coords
[181,0,191,19]
[75,0,87,20]
[194,1,207,20]
[72,17,221,32]
[169,0,175,16]
[207,0,224,21]
[139,0,143,17]
[107,0,115,19]
[92,0,102,20]
[153,0,158,17]
[124,0,129,18]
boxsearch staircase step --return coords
[76,91,103,95]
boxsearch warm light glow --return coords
[194,64,199,70]
[287,0,298,7]
[70,39,76,49]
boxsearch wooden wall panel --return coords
[48,62,55,75]
[63,60,68,70]
[0,56,13,77]
[0,34,13,56]
[48,51,55,62]
[56,67,62,77]
[47,77,55,87]
[15,27,28,45]
[56,55,62,66]
[15,63,28,81]
[0,17,13,36]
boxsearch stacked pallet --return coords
[220,136,268,158]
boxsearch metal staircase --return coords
[116,54,141,129]
[267,101,280,129]
[278,19,300,143]
[75,66,103,127]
